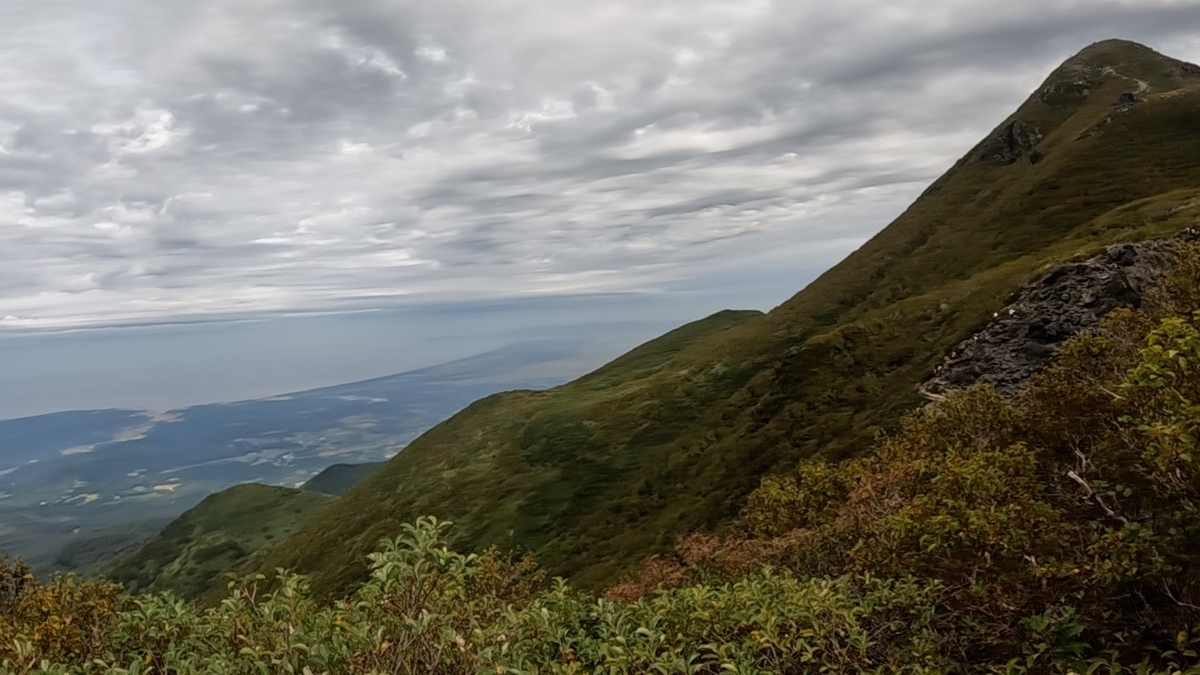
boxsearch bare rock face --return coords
[1037,66,1103,106]
[983,120,1044,164]
[924,237,1187,398]
[1116,91,1141,112]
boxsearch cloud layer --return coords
[1,0,1198,329]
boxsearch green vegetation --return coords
[302,463,383,497]
[251,40,1200,598]
[2,521,957,674]
[607,249,1200,671]
[104,484,333,599]
[49,521,174,577]
[10,270,1200,671]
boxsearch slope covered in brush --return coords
[106,484,333,598]
[253,40,1200,598]
[12,250,1200,672]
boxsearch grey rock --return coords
[1116,92,1140,112]
[983,120,1044,164]
[923,237,1184,398]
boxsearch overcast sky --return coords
[0,0,1198,332]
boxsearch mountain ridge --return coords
[302,462,383,496]
[235,39,1200,599]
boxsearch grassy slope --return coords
[302,463,383,496]
[253,40,1200,599]
[107,484,333,598]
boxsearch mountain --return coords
[243,40,1200,600]
[105,483,334,598]
[106,459,385,596]
[301,462,382,496]
[0,337,622,574]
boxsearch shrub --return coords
[722,278,1200,668]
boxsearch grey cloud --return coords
[0,0,1198,329]
[641,190,774,219]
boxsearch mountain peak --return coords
[962,39,1200,166]
[1041,38,1200,100]
[1071,38,1200,75]
[1072,38,1160,61]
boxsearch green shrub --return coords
[0,521,947,674]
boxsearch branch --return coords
[917,386,947,403]
[1162,581,1200,611]
[1073,449,1091,473]
[1067,470,1128,524]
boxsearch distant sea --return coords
[0,293,733,420]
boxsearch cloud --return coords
[0,0,1197,329]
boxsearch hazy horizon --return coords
[2,1,1199,418]
[0,252,828,419]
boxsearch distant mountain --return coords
[0,338,616,573]
[248,40,1200,599]
[104,484,334,598]
[301,462,382,496]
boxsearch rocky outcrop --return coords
[1116,91,1141,112]
[983,120,1044,164]
[923,236,1191,398]
[1036,66,1102,106]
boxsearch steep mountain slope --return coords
[254,40,1200,598]
[107,484,333,598]
[302,462,383,496]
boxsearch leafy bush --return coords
[0,521,949,674]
